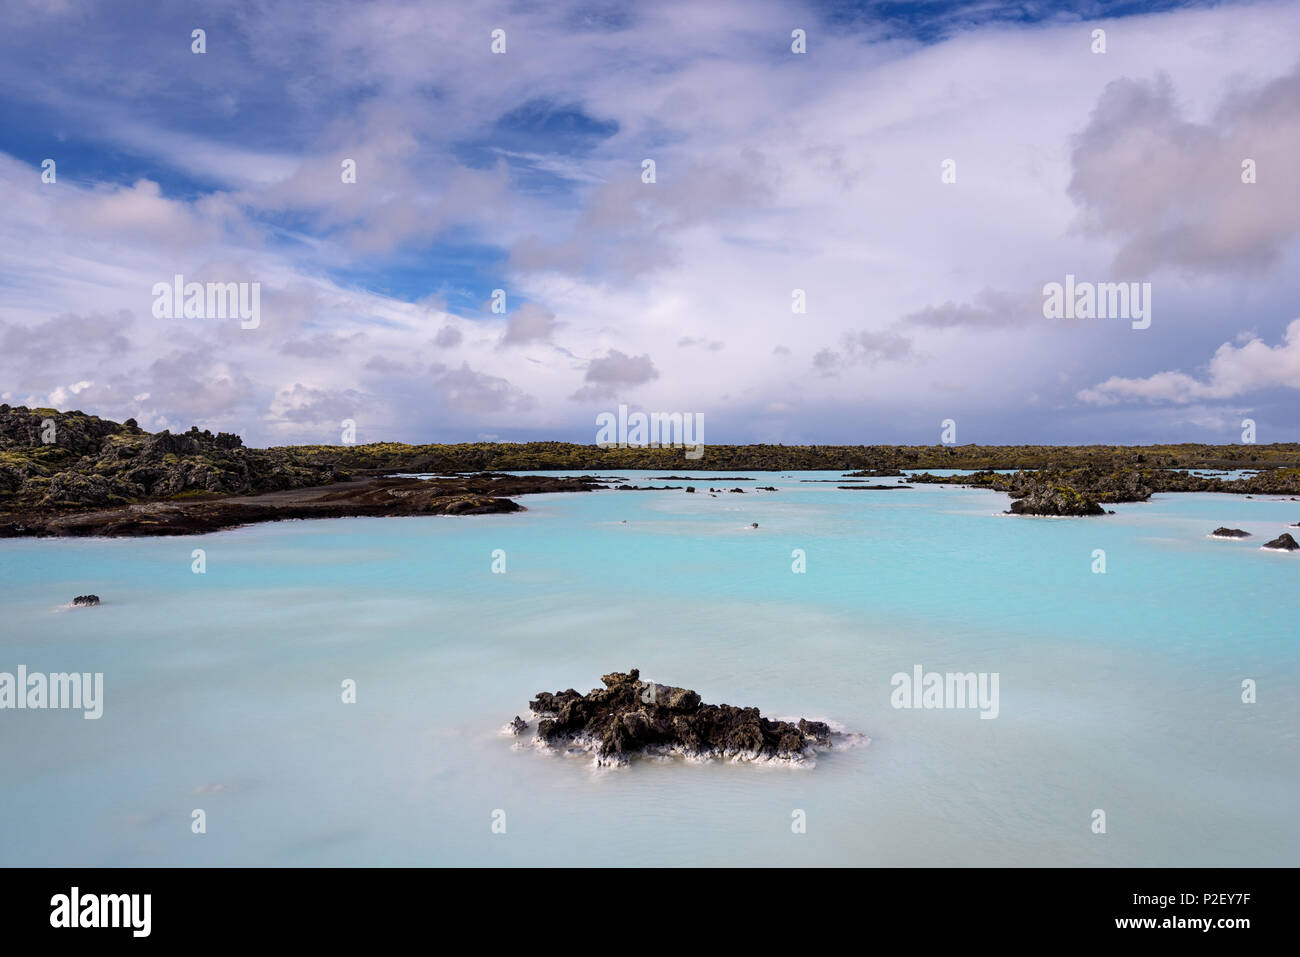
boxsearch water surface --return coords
[1,471,1296,866]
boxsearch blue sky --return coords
[1,0,1298,446]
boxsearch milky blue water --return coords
[1,471,1297,866]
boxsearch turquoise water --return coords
[1,471,1296,866]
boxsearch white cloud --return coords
[3,1,1300,443]
[500,303,559,348]
[1079,319,1300,404]
[1068,63,1300,275]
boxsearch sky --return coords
[1,0,1298,447]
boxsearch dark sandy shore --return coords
[0,474,605,538]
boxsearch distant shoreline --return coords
[4,405,1300,534]
[2,469,1298,539]
[0,474,609,539]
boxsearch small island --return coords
[511,669,857,767]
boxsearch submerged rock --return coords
[1210,527,1251,538]
[521,669,850,767]
[71,594,100,606]
[507,715,528,735]
[1261,532,1299,552]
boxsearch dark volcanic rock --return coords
[507,715,528,735]
[0,475,611,538]
[912,465,1300,500]
[71,594,100,606]
[1261,532,1299,551]
[1006,483,1104,516]
[0,405,335,510]
[521,669,849,767]
[1210,527,1251,538]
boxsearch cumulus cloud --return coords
[1078,319,1300,404]
[268,383,366,425]
[813,330,914,375]
[434,325,463,348]
[0,311,133,366]
[432,363,535,414]
[1068,64,1300,276]
[57,179,223,248]
[500,302,559,347]
[902,289,1038,329]
[571,349,658,401]
[145,348,255,421]
[678,336,724,350]
[364,354,421,376]
[280,332,364,358]
[47,379,94,408]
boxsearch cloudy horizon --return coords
[3,0,1299,448]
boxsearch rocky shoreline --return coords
[509,668,862,767]
[6,404,1300,531]
[0,474,604,538]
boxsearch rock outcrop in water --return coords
[909,469,1111,515]
[71,595,100,606]
[1006,483,1105,516]
[1261,532,1299,551]
[0,474,605,538]
[1210,527,1251,538]
[521,669,847,767]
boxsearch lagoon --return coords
[0,471,1296,866]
